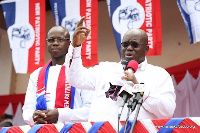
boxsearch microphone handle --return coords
[130,93,143,132]
[118,92,129,119]
[130,92,141,112]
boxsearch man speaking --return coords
[65,17,176,122]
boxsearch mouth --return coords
[125,53,133,58]
[51,47,61,51]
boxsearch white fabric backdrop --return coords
[173,70,200,118]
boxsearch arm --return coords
[22,68,56,124]
[39,87,93,124]
[22,69,40,125]
[142,69,176,118]
[65,16,97,90]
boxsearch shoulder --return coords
[91,61,121,72]
[29,67,43,79]
[146,64,170,75]
[98,61,120,67]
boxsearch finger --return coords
[34,113,47,119]
[33,115,44,122]
[33,115,39,120]
[76,16,85,27]
[121,75,128,80]
[40,113,47,118]
[85,28,91,37]
[124,71,130,75]
[33,110,41,121]
[34,110,42,115]
[75,29,90,37]
[74,26,90,33]
[33,116,38,122]
[74,29,87,35]
[75,26,90,30]
[41,110,49,114]
[40,110,47,113]
[34,120,47,124]
[34,118,47,124]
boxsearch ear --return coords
[145,45,149,55]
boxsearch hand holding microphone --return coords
[121,60,139,84]
[119,59,139,119]
[122,71,139,84]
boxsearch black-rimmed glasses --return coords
[121,41,141,48]
[46,38,70,43]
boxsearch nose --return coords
[126,44,134,50]
[52,39,59,45]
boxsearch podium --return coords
[0,117,200,133]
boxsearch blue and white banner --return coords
[49,0,98,67]
[1,0,45,73]
[106,0,162,56]
[177,0,200,44]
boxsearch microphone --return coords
[121,57,131,70]
[118,60,138,119]
[118,82,134,118]
[118,83,145,119]
[126,60,138,73]
[129,83,145,111]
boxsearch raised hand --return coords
[72,16,90,47]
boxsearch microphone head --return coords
[119,84,133,98]
[126,60,138,73]
[121,57,131,70]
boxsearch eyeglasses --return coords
[46,38,70,43]
[121,41,141,48]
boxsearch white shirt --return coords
[65,45,176,122]
[22,65,93,125]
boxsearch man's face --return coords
[47,28,70,59]
[121,30,149,64]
